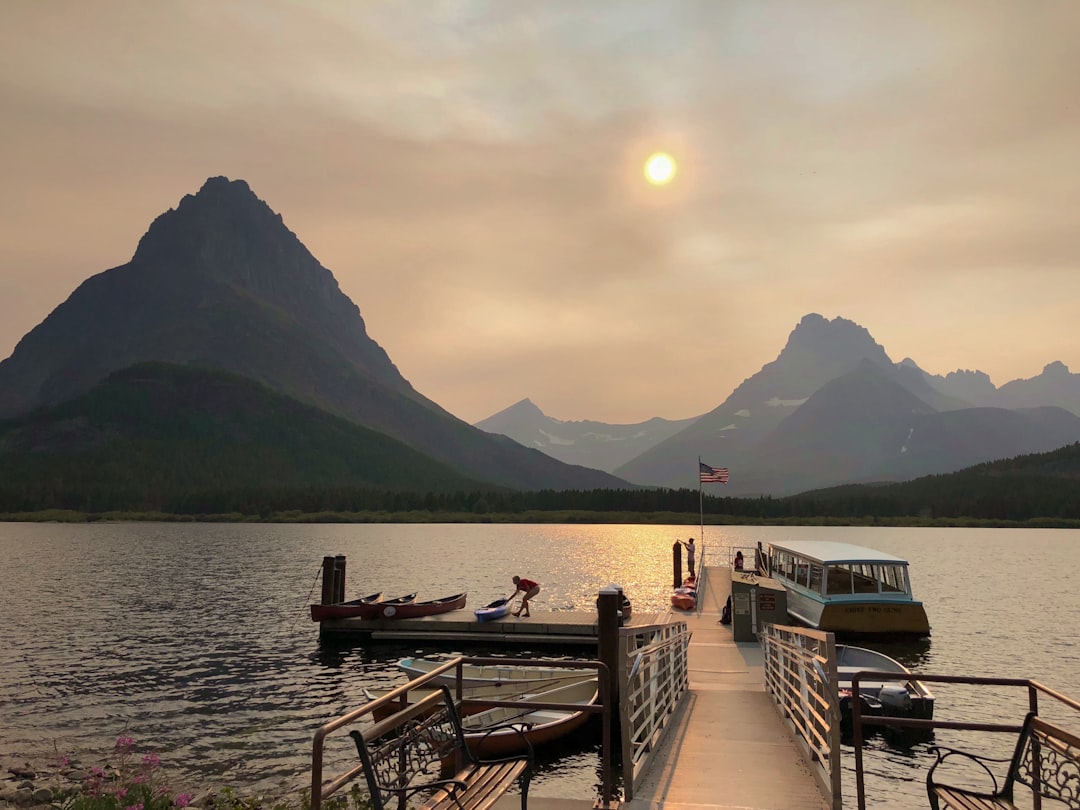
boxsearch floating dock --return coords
[317,609,649,646]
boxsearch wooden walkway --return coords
[496,565,830,810]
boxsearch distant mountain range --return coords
[478,314,1080,495]
[475,399,697,473]
[0,177,627,493]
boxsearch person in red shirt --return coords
[511,575,540,617]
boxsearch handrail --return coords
[758,623,843,809]
[617,619,691,799]
[310,656,613,810]
[850,672,1080,810]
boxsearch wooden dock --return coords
[492,565,831,810]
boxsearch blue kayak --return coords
[475,597,512,621]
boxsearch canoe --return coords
[310,592,415,622]
[363,671,598,721]
[460,678,600,757]
[671,576,697,611]
[376,592,467,619]
[309,591,382,622]
[475,597,513,622]
[398,657,595,689]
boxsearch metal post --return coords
[319,556,335,605]
[333,554,347,603]
[597,587,621,708]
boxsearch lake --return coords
[1,522,1077,807]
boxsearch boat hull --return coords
[309,591,382,622]
[460,679,599,757]
[787,593,931,636]
[379,592,467,619]
[475,598,512,622]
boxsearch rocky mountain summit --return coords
[0,177,626,491]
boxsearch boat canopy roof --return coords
[768,540,909,565]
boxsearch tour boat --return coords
[766,540,930,637]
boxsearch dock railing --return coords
[617,618,692,800]
[309,656,614,810]
[850,672,1080,810]
[759,623,844,809]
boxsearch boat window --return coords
[826,565,853,595]
[852,564,879,593]
[880,564,909,594]
[797,562,810,587]
[809,563,823,594]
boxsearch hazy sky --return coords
[3,2,1079,424]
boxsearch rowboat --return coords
[475,597,512,622]
[836,644,934,732]
[398,657,594,689]
[460,678,600,757]
[765,540,931,637]
[362,670,598,720]
[670,575,697,611]
[308,591,388,626]
[376,592,467,619]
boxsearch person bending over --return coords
[511,575,540,617]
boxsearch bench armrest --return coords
[926,745,1012,795]
[471,722,536,767]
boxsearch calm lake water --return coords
[1,522,1078,807]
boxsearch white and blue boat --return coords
[765,540,930,637]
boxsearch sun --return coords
[644,152,677,185]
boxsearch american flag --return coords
[699,462,730,484]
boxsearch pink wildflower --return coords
[175,793,194,807]
[126,804,143,810]
[114,787,128,799]
[116,736,136,752]
[131,774,147,784]
[142,752,161,769]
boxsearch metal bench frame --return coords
[927,712,1080,809]
[349,685,533,810]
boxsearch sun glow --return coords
[644,152,677,185]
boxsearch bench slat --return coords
[422,761,528,810]
[932,786,1015,810]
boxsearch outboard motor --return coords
[878,684,912,714]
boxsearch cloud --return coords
[1,1,1078,423]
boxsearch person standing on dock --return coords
[510,575,540,617]
[682,538,697,578]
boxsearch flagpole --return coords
[698,456,704,546]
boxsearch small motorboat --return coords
[475,597,513,622]
[836,644,934,732]
[671,575,697,611]
[309,591,383,622]
[460,678,600,757]
[376,592,467,619]
[398,657,595,689]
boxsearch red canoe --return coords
[671,576,697,611]
[376,592,467,619]
[309,592,417,622]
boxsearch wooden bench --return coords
[926,712,1080,809]
[349,685,533,810]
